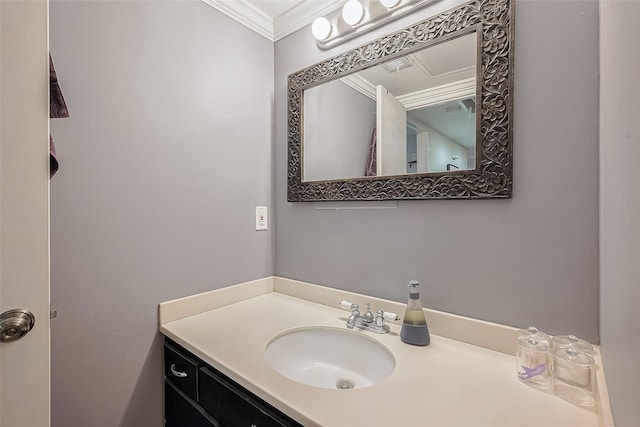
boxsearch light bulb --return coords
[380,0,400,7]
[311,17,332,41]
[342,0,364,26]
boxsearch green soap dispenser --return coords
[400,280,430,346]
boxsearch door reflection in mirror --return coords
[406,96,476,174]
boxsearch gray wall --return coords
[274,0,600,341]
[599,1,640,426]
[49,1,273,425]
[303,80,375,181]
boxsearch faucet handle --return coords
[374,309,397,329]
[340,300,358,311]
[377,309,399,322]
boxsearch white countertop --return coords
[159,277,609,427]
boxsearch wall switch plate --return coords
[256,206,268,230]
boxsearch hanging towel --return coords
[49,54,69,178]
[364,127,377,177]
[49,55,69,119]
[49,135,59,178]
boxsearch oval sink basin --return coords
[264,327,395,389]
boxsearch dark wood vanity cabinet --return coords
[164,339,302,427]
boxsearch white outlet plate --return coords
[256,206,268,230]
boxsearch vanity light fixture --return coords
[379,0,401,8]
[311,17,332,41]
[342,0,365,26]
[311,0,435,48]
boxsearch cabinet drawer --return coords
[220,391,288,427]
[198,367,223,419]
[165,380,218,427]
[164,343,199,401]
[199,367,290,427]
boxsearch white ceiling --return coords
[246,0,305,17]
[201,0,344,41]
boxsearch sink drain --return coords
[336,379,355,390]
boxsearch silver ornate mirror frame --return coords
[287,0,514,201]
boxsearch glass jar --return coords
[516,326,551,389]
[551,335,596,406]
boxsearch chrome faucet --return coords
[340,301,399,334]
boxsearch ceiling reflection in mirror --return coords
[303,32,477,182]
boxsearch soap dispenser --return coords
[400,280,430,346]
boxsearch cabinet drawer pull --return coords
[170,364,188,378]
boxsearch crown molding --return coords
[201,0,344,42]
[339,74,377,100]
[201,0,274,41]
[338,74,475,110]
[398,77,476,109]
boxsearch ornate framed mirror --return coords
[287,0,514,201]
